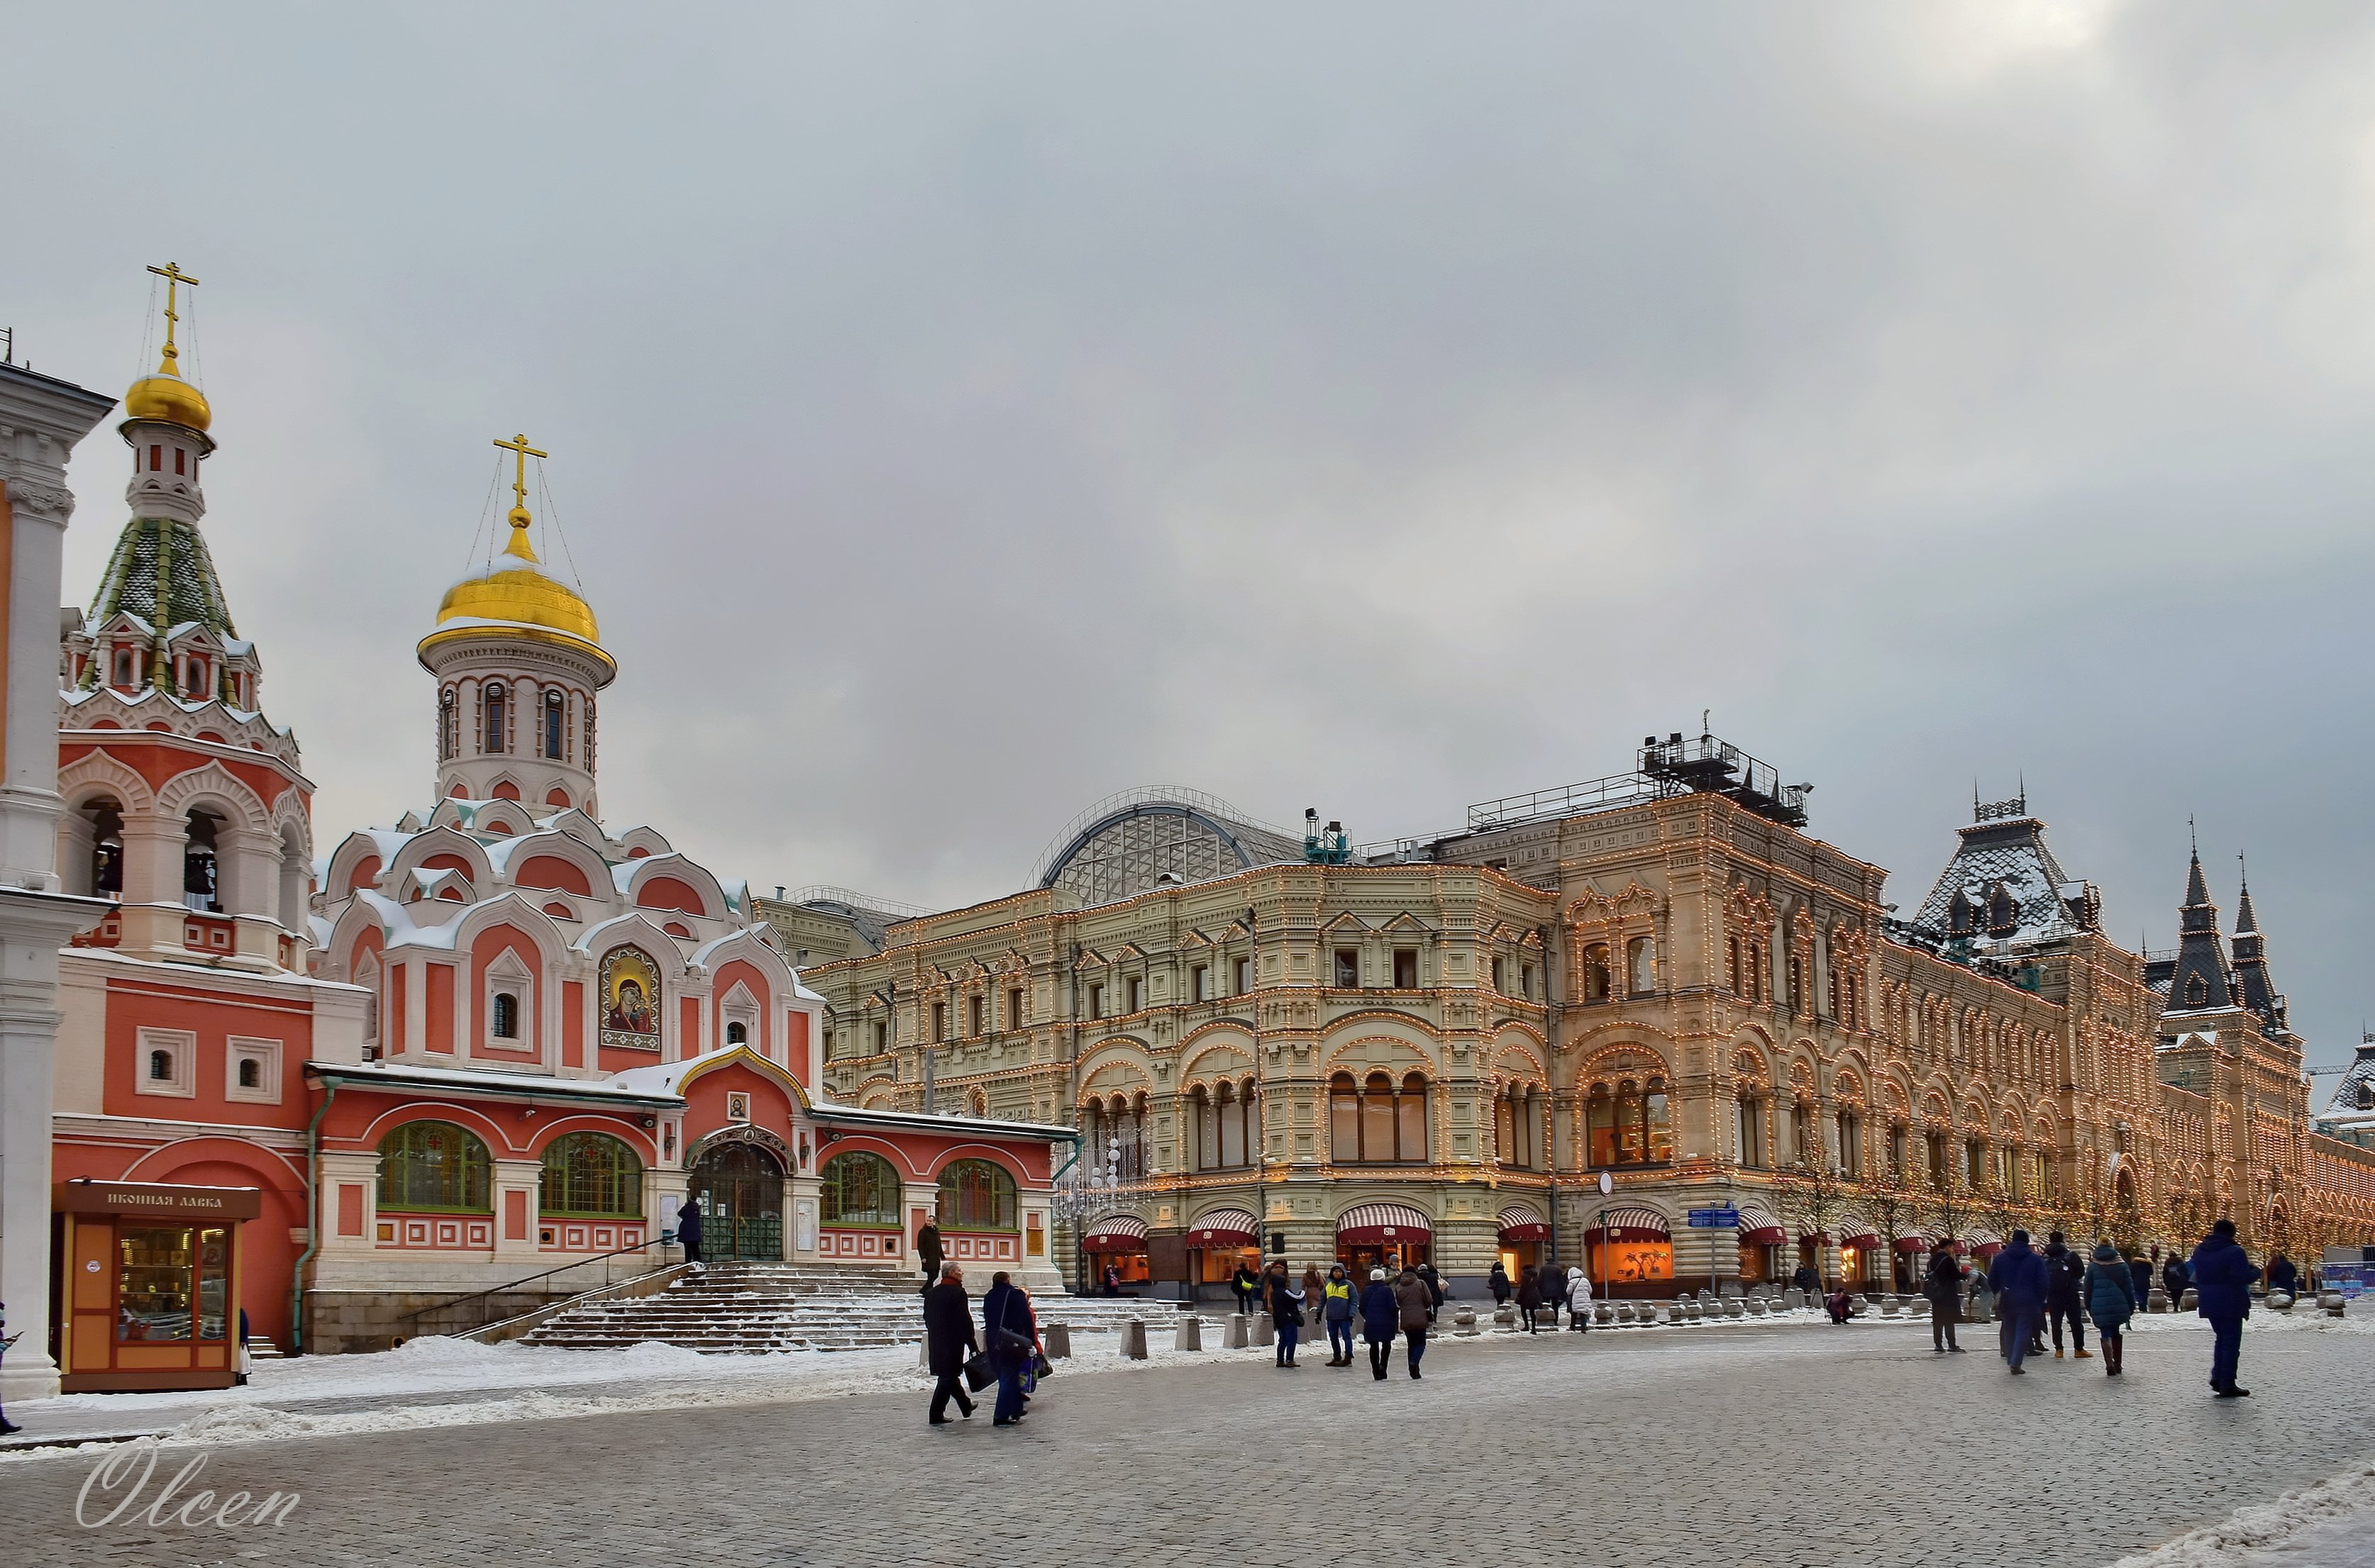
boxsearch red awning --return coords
[1973,1241,2004,1259]
[1082,1214,1148,1253]
[1735,1203,1784,1245]
[1336,1202,1432,1245]
[1836,1232,1880,1248]
[1496,1205,1550,1242]
[1739,1225,1786,1245]
[1583,1205,1670,1242]
[1895,1235,1934,1252]
[1185,1207,1258,1247]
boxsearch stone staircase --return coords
[520,1261,1182,1355]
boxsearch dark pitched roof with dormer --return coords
[1912,810,2099,951]
[2160,850,2237,1018]
[2229,871,2289,1035]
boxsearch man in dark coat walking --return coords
[1988,1230,2049,1374]
[2042,1231,2091,1360]
[2127,1253,2155,1315]
[1922,1243,1964,1352]
[2190,1218,2261,1398]
[916,1219,943,1289]
[924,1264,978,1423]
[674,1198,703,1267]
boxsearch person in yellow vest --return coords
[1322,1264,1357,1365]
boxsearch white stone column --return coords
[0,369,116,1400]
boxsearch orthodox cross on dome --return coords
[492,431,549,562]
[145,262,199,375]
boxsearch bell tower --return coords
[417,433,614,817]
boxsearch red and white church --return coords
[45,294,1066,1389]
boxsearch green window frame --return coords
[935,1157,1017,1231]
[538,1130,644,1218]
[377,1120,492,1213]
[819,1150,903,1227]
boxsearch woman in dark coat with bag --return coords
[1515,1264,1544,1333]
[981,1269,1039,1426]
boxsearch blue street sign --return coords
[1685,1207,1742,1228]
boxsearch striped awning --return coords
[1336,1202,1432,1243]
[1962,1227,2003,1247]
[1185,1207,1258,1247]
[1496,1204,1550,1242]
[1082,1214,1148,1252]
[1836,1230,1881,1248]
[1735,1202,1785,1245]
[1584,1205,1670,1240]
[1895,1232,1938,1251]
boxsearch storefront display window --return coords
[117,1227,199,1342]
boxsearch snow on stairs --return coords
[519,1261,1174,1355]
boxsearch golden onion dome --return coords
[123,366,212,432]
[419,516,614,679]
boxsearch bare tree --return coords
[1773,1159,1853,1291]
[1857,1163,1922,1294]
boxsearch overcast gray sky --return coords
[8,3,2372,1067]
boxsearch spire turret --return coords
[2230,855,2288,1035]
[2162,839,2235,1015]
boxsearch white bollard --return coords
[1043,1322,1073,1360]
[1224,1313,1251,1349]
[1173,1316,1202,1351]
[1120,1318,1149,1360]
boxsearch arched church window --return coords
[378,1121,492,1212]
[438,690,458,762]
[492,992,520,1040]
[1627,937,1655,996]
[539,1132,642,1218]
[484,683,508,754]
[238,1058,261,1089]
[149,1048,173,1081]
[114,647,134,686]
[819,1151,901,1226]
[543,691,565,760]
[936,1159,1017,1230]
[2185,974,2207,1007]
[726,1021,747,1046]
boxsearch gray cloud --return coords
[8,1,2372,1064]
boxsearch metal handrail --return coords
[397,1239,675,1331]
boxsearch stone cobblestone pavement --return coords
[6,1317,2371,1568]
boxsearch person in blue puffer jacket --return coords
[2083,1241,2137,1378]
[2189,1218,2261,1399]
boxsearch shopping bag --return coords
[962,1351,995,1393]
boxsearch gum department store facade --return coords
[787,753,2375,1299]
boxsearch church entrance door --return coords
[689,1142,784,1260]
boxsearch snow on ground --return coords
[7,1297,2364,1463]
[2110,1459,2375,1568]
[0,1328,1290,1461]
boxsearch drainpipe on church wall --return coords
[290,1077,339,1355]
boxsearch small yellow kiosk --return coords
[52,1179,261,1393]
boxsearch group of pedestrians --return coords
[1488,1259,1595,1331]
[1912,1220,2266,1397]
[921,1261,1046,1428]
[1249,1257,1442,1376]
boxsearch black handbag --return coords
[962,1350,995,1392]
